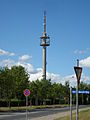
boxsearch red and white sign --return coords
[24,89,30,97]
[74,66,82,84]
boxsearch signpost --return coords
[70,87,72,120]
[74,59,82,120]
[24,89,30,120]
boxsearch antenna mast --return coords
[40,11,50,80]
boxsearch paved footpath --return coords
[29,107,90,120]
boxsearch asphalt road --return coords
[0,105,89,120]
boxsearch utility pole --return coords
[40,11,50,80]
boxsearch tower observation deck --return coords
[40,11,50,80]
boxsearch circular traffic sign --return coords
[24,89,30,97]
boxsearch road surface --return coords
[0,105,90,120]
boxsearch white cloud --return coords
[58,74,90,87]
[9,53,15,56]
[0,58,90,86]
[0,49,15,56]
[0,49,8,55]
[29,69,65,84]
[0,59,15,68]
[30,68,43,81]
[74,48,90,55]
[63,75,76,87]
[30,71,90,87]
[80,56,90,68]
[29,70,76,86]
[47,72,63,83]
[19,55,32,62]
[17,62,38,74]
[0,53,90,86]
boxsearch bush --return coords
[0,100,8,107]
[0,99,26,107]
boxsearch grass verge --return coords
[0,104,69,112]
[55,109,90,120]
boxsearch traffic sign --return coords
[74,60,82,120]
[24,89,30,97]
[74,66,82,84]
[72,90,90,94]
[24,89,30,120]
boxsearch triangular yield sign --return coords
[74,67,82,84]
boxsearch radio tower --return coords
[40,11,50,80]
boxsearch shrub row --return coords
[0,99,25,107]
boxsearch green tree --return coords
[40,79,52,104]
[11,66,29,100]
[0,67,15,107]
[79,82,89,104]
[29,79,42,105]
[64,81,70,104]
[0,66,29,107]
[29,79,52,105]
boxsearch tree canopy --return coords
[0,66,29,107]
[0,66,90,107]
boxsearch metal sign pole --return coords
[74,60,82,120]
[70,86,72,120]
[24,89,30,120]
[26,96,28,120]
[76,59,79,120]
[76,79,79,120]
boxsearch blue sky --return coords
[0,0,90,85]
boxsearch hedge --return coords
[0,99,26,107]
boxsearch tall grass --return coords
[55,109,90,120]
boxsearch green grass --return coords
[55,109,90,120]
[0,104,69,112]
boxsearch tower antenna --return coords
[40,11,50,80]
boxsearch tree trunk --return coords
[35,96,38,106]
[8,99,11,109]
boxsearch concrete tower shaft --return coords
[40,12,50,80]
[43,45,46,79]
